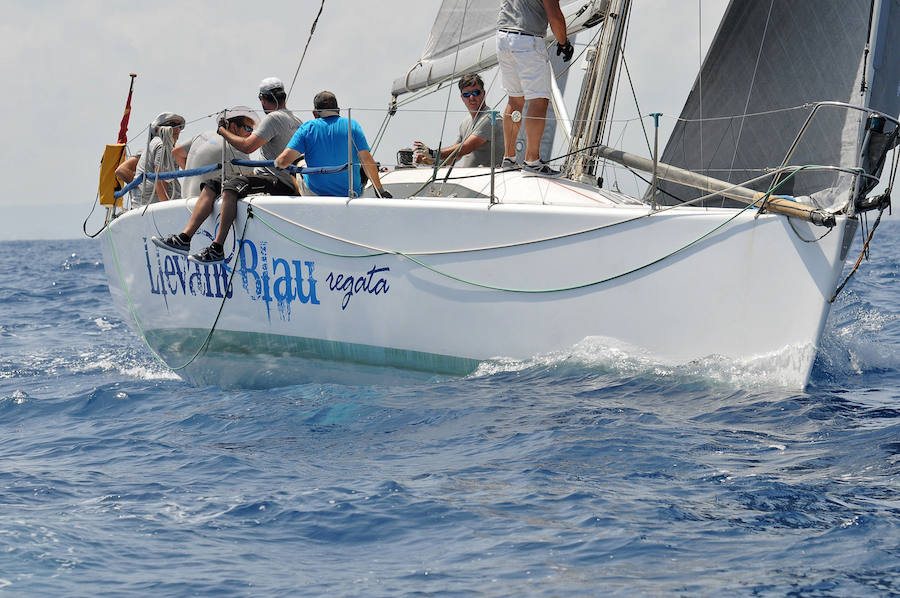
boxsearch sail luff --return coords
[391,0,609,97]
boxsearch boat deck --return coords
[363,166,645,208]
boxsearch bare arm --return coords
[115,156,139,183]
[542,0,567,45]
[172,143,188,169]
[154,179,171,202]
[274,147,302,170]
[440,134,488,163]
[219,128,268,155]
[358,150,386,194]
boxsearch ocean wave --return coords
[472,336,819,390]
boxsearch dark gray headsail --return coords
[656,0,900,209]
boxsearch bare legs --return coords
[503,96,550,163]
[503,96,525,159]
[178,187,237,246]
[181,187,216,237]
[213,190,238,246]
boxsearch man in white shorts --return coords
[496,0,572,176]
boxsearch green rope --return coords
[247,167,840,293]
[107,201,255,371]
[252,202,760,293]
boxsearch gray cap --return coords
[313,90,340,117]
[150,112,185,136]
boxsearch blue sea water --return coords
[1,219,899,597]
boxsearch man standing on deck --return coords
[496,0,573,176]
[152,77,301,264]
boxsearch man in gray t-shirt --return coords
[413,73,503,168]
[151,77,302,264]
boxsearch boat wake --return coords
[473,336,821,390]
[814,293,900,382]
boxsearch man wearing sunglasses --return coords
[172,106,259,199]
[413,73,503,168]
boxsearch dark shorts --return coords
[199,179,223,195]
[218,174,298,199]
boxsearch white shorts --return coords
[496,30,552,101]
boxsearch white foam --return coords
[473,336,817,389]
[93,317,116,332]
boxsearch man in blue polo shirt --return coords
[274,90,390,198]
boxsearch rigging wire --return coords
[287,0,326,102]
[726,0,775,201]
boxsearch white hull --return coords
[101,168,856,388]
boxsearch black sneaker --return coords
[501,157,519,169]
[523,160,561,177]
[151,234,191,256]
[188,244,225,265]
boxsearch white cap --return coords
[219,105,260,126]
[259,77,284,93]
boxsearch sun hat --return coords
[219,105,260,127]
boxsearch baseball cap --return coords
[259,77,285,94]
[313,90,340,117]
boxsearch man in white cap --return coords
[152,78,301,263]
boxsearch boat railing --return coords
[779,101,900,171]
[776,101,899,215]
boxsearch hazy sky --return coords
[0,0,813,240]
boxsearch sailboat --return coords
[99,0,899,388]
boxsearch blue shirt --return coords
[286,116,370,197]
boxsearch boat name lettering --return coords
[144,238,233,299]
[326,266,390,310]
[237,239,320,320]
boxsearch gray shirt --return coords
[133,137,181,207]
[497,0,548,37]
[455,106,504,168]
[178,131,253,198]
[253,109,302,187]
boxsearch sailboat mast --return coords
[849,0,891,215]
[563,0,631,183]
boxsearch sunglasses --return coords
[239,124,253,132]
[461,89,483,98]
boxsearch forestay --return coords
[657,0,900,211]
